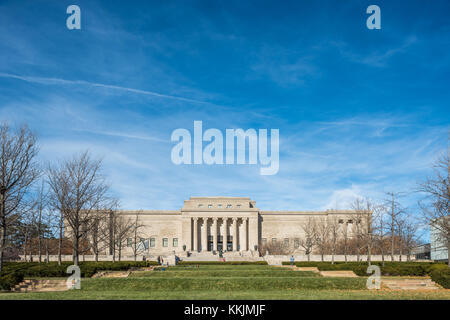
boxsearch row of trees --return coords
[0,123,150,272]
[261,196,420,265]
[261,142,450,267]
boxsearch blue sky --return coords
[0,0,449,213]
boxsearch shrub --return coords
[431,268,450,289]
[0,261,158,279]
[0,272,24,291]
[282,261,447,277]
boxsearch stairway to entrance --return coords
[382,278,441,290]
[12,279,68,293]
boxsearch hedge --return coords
[0,272,24,291]
[0,261,158,279]
[177,261,268,265]
[431,268,450,289]
[281,261,448,277]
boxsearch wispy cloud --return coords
[73,128,167,143]
[333,36,418,67]
[0,72,214,106]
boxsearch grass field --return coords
[1,265,449,300]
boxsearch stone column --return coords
[212,218,218,251]
[248,217,258,252]
[243,217,248,251]
[201,217,208,252]
[223,218,228,252]
[232,218,238,251]
[193,218,198,252]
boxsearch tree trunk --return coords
[23,233,28,262]
[0,224,5,272]
[46,239,49,263]
[38,211,42,263]
[58,211,63,266]
[331,243,335,265]
[73,235,79,266]
[0,193,6,272]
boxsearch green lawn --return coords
[1,265,449,300]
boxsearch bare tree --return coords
[260,239,292,256]
[419,138,450,267]
[130,213,146,261]
[385,192,405,261]
[340,220,350,262]
[374,205,388,266]
[88,211,109,262]
[111,213,134,262]
[299,217,317,262]
[0,123,40,272]
[398,217,420,261]
[351,198,367,262]
[328,216,340,264]
[47,151,115,266]
[353,197,379,265]
[315,217,330,262]
[32,181,49,263]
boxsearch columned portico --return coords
[201,217,208,252]
[212,218,218,251]
[181,197,259,255]
[223,218,228,251]
[232,218,238,251]
[189,216,252,253]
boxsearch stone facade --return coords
[110,196,364,256]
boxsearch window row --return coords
[198,203,242,209]
[338,219,361,224]
[126,237,178,248]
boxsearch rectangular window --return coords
[173,238,178,247]
[294,238,300,249]
[262,238,267,245]
[150,238,156,248]
[272,238,277,245]
[208,204,212,208]
[284,238,289,247]
[126,238,132,247]
[226,204,232,208]
[162,238,168,247]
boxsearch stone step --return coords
[319,270,358,278]
[383,279,441,290]
[12,279,69,293]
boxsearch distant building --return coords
[411,243,431,260]
[430,223,449,262]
